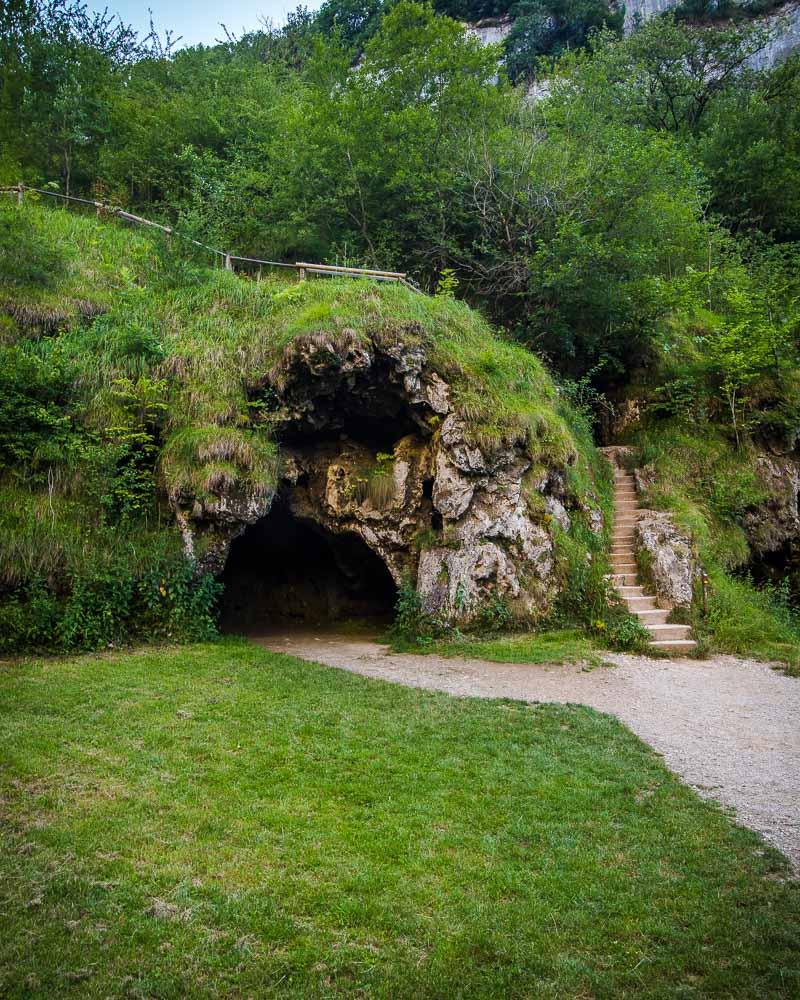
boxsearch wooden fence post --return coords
[17,183,23,206]
[225,254,233,271]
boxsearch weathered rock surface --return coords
[174,484,275,575]
[636,510,698,608]
[745,452,800,554]
[465,0,800,74]
[173,331,603,626]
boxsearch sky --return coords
[88,1,322,48]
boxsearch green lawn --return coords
[1,640,798,997]
[404,628,609,667]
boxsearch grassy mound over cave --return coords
[0,202,609,652]
[1,640,798,998]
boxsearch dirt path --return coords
[255,630,800,868]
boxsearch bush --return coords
[474,594,513,634]
[0,347,73,471]
[0,555,222,654]
[390,579,453,647]
[594,613,652,653]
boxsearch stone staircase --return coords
[610,466,696,653]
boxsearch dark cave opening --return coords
[220,501,398,632]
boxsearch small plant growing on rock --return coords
[474,594,513,635]
[390,580,452,647]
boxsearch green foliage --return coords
[434,267,459,298]
[473,593,514,634]
[623,422,800,670]
[0,205,66,287]
[702,569,800,673]
[594,613,652,653]
[0,346,72,470]
[505,0,623,82]
[0,551,220,654]
[550,518,611,626]
[390,578,453,645]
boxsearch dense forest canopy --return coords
[2,0,799,393]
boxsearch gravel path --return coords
[256,630,800,868]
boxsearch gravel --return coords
[256,629,800,868]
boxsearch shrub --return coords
[597,614,652,653]
[474,594,513,634]
[390,579,452,646]
[0,554,222,654]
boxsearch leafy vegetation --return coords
[1,640,799,996]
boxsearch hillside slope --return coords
[0,202,612,651]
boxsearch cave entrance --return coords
[220,501,398,633]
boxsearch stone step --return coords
[611,545,635,555]
[618,585,644,597]
[613,527,636,538]
[615,500,639,510]
[633,607,671,624]
[611,573,638,586]
[611,565,638,576]
[615,490,638,500]
[626,596,659,612]
[649,639,698,652]
[646,623,693,641]
[614,515,641,524]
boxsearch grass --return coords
[404,628,609,667]
[2,201,580,468]
[1,640,799,997]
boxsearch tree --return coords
[504,0,623,82]
[0,0,139,188]
[698,56,800,241]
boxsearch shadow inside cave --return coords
[219,500,398,634]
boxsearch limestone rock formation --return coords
[173,330,603,626]
[636,510,699,608]
[745,452,800,554]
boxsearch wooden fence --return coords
[2,183,421,292]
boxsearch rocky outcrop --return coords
[173,330,602,626]
[636,510,699,608]
[745,452,800,554]
[464,15,512,45]
[465,0,800,72]
[173,483,275,575]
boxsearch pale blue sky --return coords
[89,1,322,48]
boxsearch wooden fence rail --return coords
[2,183,421,292]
